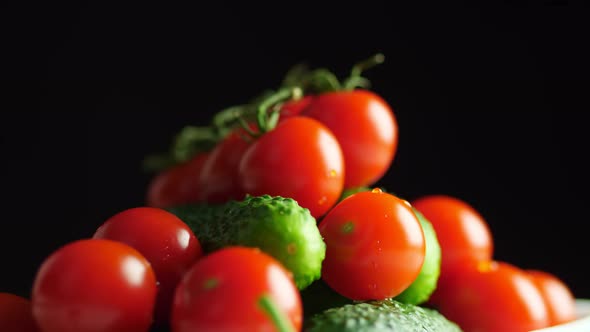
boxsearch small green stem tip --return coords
[258,294,296,332]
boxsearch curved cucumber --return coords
[304,299,462,332]
[167,195,325,290]
[394,208,441,305]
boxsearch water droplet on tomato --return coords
[318,196,327,205]
[371,188,383,193]
[329,169,337,177]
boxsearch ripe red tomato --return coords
[411,195,493,274]
[198,130,250,203]
[527,269,577,326]
[172,246,302,332]
[238,116,344,218]
[32,239,157,332]
[93,207,202,325]
[146,153,208,208]
[0,293,39,332]
[302,90,398,188]
[319,189,425,300]
[435,261,549,332]
[279,95,314,118]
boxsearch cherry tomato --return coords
[0,293,39,332]
[146,153,208,208]
[32,239,157,332]
[172,246,302,332]
[198,130,250,203]
[435,261,549,332]
[93,207,202,326]
[411,195,493,274]
[238,116,344,218]
[302,90,398,188]
[279,95,314,118]
[318,189,425,300]
[527,269,577,326]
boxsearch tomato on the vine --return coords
[238,116,344,218]
[0,293,39,332]
[527,269,577,326]
[93,207,202,325]
[302,90,398,188]
[172,246,302,332]
[146,153,208,208]
[32,239,157,332]
[318,189,425,300]
[279,95,314,119]
[435,261,549,332]
[198,129,251,203]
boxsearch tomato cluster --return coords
[413,195,577,331]
[1,55,578,332]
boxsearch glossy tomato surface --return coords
[172,246,302,332]
[319,189,425,300]
[527,269,577,326]
[198,130,250,203]
[303,90,398,188]
[238,116,344,218]
[411,195,493,273]
[0,293,39,332]
[146,153,208,208]
[93,207,202,325]
[32,239,157,332]
[435,261,549,332]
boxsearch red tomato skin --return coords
[436,261,549,332]
[411,195,493,273]
[527,269,577,326]
[32,239,157,332]
[0,293,40,332]
[198,131,250,203]
[279,95,314,119]
[171,246,302,332]
[238,117,345,218]
[146,153,208,208]
[93,207,202,325]
[319,190,425,300]
[303,90,398,188]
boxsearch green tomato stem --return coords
[258,293,296,332]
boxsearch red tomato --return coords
[435,261,549,332]
[93,207,202,325]
[411,195,493,274]
[198,130,250,203]
[279,95,314,118]
[32,239,157,332]
[172,246,302,332]
[238,117,344,218]
[527,269,577,326]
[302,90,398,188]
[146,153,208,208]
[0,293,39,332]
[318,189,425,300]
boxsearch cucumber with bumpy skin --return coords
[167,195,325,290]
[304,299,462,332]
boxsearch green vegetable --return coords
[304,299,462,332]
[394,209,441,305]
[167,195,326,289]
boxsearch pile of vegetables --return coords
[0,55,578,332]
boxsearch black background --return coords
[2,0,589,303]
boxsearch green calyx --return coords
[143,53,385,173]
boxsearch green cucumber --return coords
[394,209,441,305]
[167,195,325,290]
[304,299,462,332]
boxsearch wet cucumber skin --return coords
[167,195,326,290]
